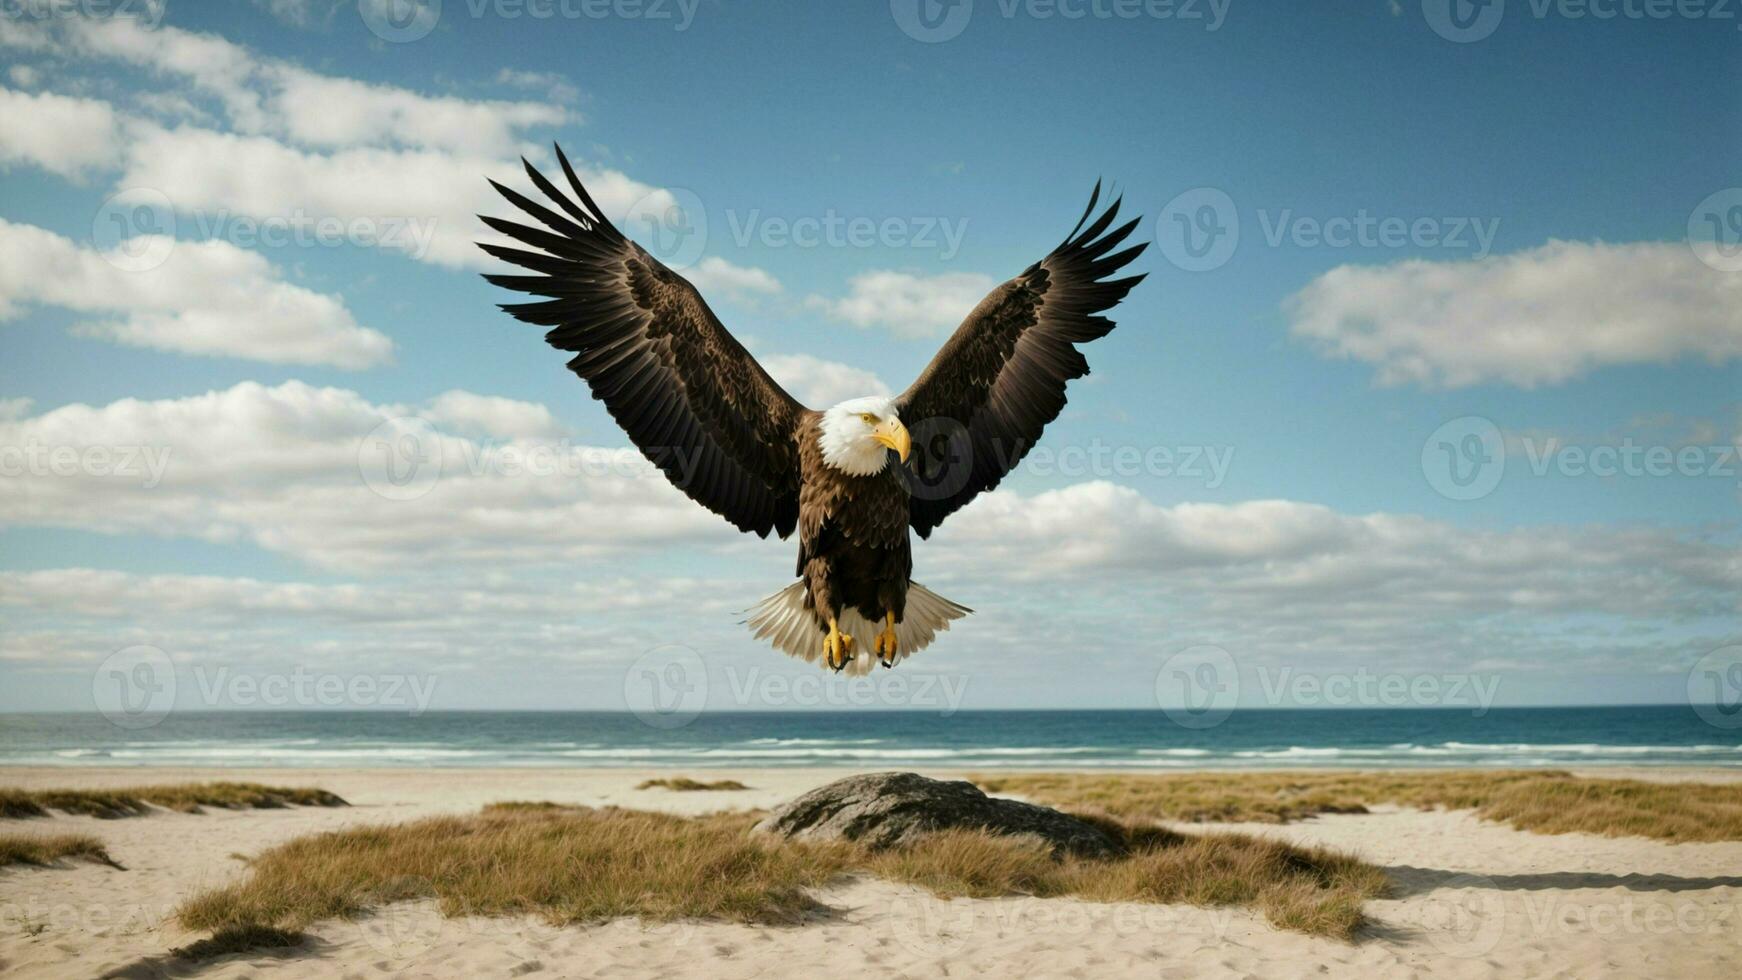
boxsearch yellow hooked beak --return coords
[871,417,912,463]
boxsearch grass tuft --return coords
[0,833,123,869]
[0,783,347,820]
[971,771,1742,843]
[636,778,751,792]
[177,803,1385,945]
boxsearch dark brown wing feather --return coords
[478,145,805,538]
[897,184,1147,538]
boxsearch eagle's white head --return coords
[818,395,912,476]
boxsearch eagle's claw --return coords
[823,619,854,671]
[874,614,898,668]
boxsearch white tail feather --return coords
[743,582,972,675]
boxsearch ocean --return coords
[0,706,1736,769]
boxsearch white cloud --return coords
[0,86,119,179]
[1286,240,1742,388]
[118,124,662,270]
[920,481,1740,680]
[7,64,39,87]
[2,474,1733,696]
[762,354,890,408]
[0,568,716,629]
[263,69,570,156]
[495,68,580,104]
[0,381,725,571]
[249,0,333,28]
[936,481,1739,619]
[686,255,782,300]
[811,270,996,339]
[0,218,391,368]
[0,17,760,281]
[1,15,569,157]
[423,390,567,440]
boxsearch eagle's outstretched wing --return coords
[897,185,1147,538]
[478,145,805,538]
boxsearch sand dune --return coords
[1,767,1738,978]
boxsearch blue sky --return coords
[0,0,1737,714]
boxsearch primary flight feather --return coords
[480,145,1146,673]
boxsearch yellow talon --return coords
[823,618,854,671]
[874,612,899,667]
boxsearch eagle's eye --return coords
[859,412,878,425]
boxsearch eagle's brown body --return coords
[480,145,1146,671]
[796,417,913,626]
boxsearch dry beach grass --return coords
[971,770,1742,842]
[0,832,120,869]
[174,802,1388,953]
[635,777,752,792]
[0,782,348,819]
[4,767,1740,978]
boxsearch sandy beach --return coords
[2,767,1740,979]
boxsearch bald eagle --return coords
[479,146,1146,673]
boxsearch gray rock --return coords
[752,771,1122,859]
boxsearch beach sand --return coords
[1,767,1739,978]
